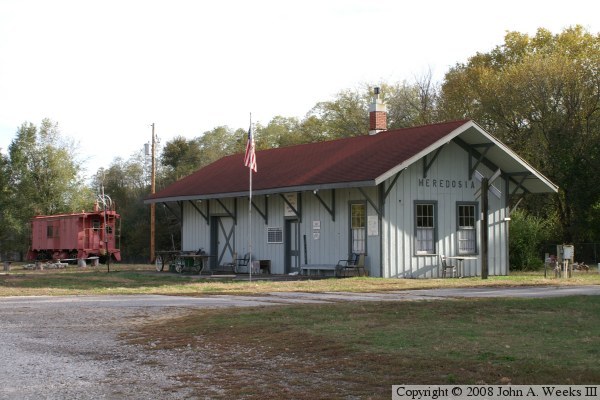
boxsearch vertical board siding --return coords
[383,141,508,278]
[181,189,383,276]
[180,142,509,278]
[182,201,210,251]
[301,188,380,275]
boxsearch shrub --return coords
[509,209,551,270]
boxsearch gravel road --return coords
[0,302,198,399]
[1,286,599,399]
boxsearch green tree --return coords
[384,72,441,128]
[7,119,89,255]
[92,154,161,263]
[306,88,369,139]
[255,116,302,149]
[439,26,600,242]
[197,126,243,166]
[161,136,203,182]
[298,115,329,143]
[0,152,14,259]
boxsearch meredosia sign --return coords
[418,178,476,190]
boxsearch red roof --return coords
[147,120,470,202]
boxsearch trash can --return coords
[3,261,11,272]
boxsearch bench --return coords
[300,264,337,277]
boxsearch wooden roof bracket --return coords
[189,199,210,225]
[509,196,525,216]
[504,172,531,196]
[423,146,444,178]
[454,137,528,193]
[251,196,268,224]
[313,189,335,221]
[474,168,503,200]
[280,193,302,222]
[358,187,381,217]
[216,198,237,224]
[467,143,494,179]
[163,201,182,224]
[383,170,404,201]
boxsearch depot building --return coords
[145,91,557,278]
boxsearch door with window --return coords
[284,219,300,274]
[350,202,366,255]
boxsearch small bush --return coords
[509,209,551,270]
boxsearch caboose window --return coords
[47,225,57,238]
[92,220,101,230]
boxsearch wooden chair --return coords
[440,255,457,278]
[335,253,367,277]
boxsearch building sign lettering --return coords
[418,178,475,189]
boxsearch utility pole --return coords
[100,185,110,273]
[150,123,156,264]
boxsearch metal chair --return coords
[217,251,239,273]
[335,253,366,277]
[233,253,251,273]
[440,255,457,278]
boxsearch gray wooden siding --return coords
[180,142,508,278]
[182,189,382,275]
[299,188,381,276]
[382,141,508,278]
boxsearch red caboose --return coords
[27,203,121,263]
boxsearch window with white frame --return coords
[350,202,366,254]
[457,203,477,254]
[415,202,436,254]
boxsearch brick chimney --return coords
[369,86,387,135]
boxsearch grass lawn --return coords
[125,296,600,399]
[1,262,599,297]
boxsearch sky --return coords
[0,0,598,178]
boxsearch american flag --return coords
[244,123,257,172]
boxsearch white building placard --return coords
[368,215,379,236]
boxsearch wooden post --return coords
[481,178,489,279]
[150,123,156,264]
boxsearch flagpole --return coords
[244,112,256,282]
[248,113,253,282]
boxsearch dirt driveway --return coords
[1,286,599,399]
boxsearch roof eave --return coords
[374,121,476,185]
[471,122,559,193]
[144,180,377,204]
[374,120,558,194]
